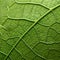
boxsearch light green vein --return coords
[4,4,60,60]
[0,51,7,56]
[8,17,35,23]
[8,0,49,10]
[15,2,49,9]
[22,39,46,60]
[2,39,24,59]
[0,24,7,31]
[16,24,46,59]
[7,1,50,23]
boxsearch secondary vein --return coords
[4,4,60,60]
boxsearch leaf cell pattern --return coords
[0,0,60,60]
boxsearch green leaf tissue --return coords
[0,0,60,60]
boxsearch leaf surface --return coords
[0,0,60,60]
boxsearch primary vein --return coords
[4,4,60,60]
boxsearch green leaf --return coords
[0,0,60,60]
[15,0,60,8]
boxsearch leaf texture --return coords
[0,0,60,60]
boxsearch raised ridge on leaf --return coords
[4,4,60,60]
[0,0,60,60]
